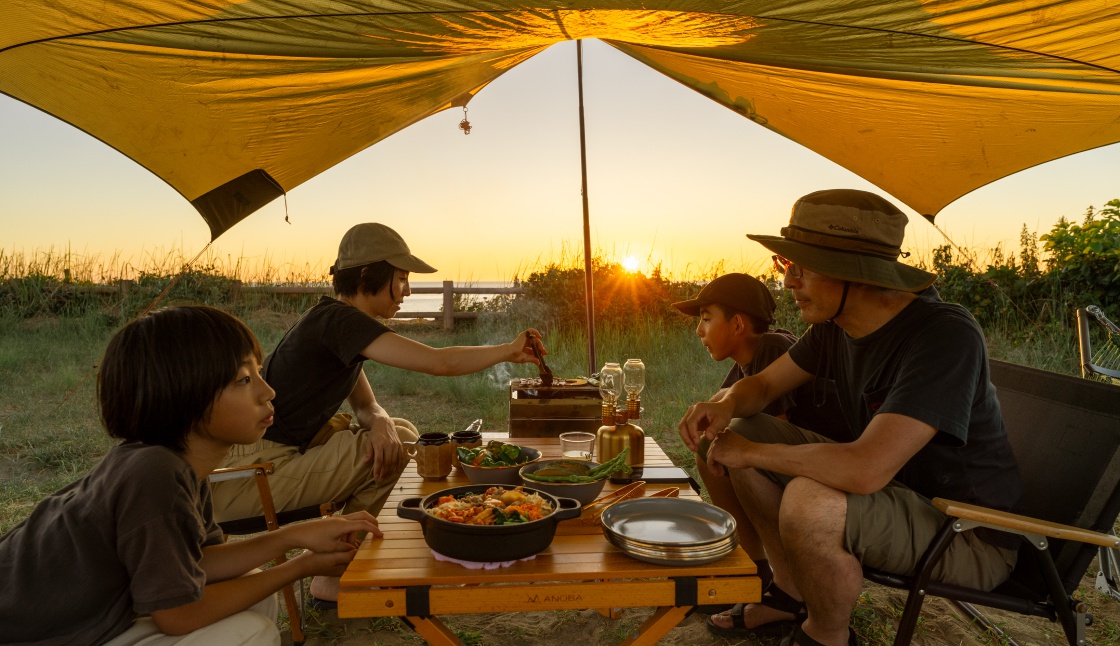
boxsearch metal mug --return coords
[451,420,483,470]
[403,431,453,480]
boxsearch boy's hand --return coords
[678,400,734,451]
[290,547,357,578]
[287,513,381,553]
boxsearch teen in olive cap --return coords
[213,222,544,607]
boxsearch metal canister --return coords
[595,407,644,476]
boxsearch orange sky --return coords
[3,40,1119,282]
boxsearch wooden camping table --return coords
[338,437,761,645]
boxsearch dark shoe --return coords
[705,582,806,638]
[779,622,859,646]
[309,596,338,612]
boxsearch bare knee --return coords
[779,477,847,540]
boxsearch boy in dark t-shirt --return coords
[672,274,844,603]
[0,306,378,645]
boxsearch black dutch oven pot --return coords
[397,484,582,561]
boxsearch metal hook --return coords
[458,106,471,135]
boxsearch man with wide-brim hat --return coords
[680,189,1023,645]
[212,221,545,607]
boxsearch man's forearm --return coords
[719,376,773,419]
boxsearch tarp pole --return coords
[576,40,597,375]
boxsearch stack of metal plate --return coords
[600,497,738,566]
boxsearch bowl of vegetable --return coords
[458,441,542,485]
[519,448,632,505]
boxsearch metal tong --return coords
[528,331,554,387]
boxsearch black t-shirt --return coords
[722,330,850,443]
[787,288,1023,519]
[263,296,393,448]
[0,443,224,645]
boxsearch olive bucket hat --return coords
[330,222,437,275]
[747,189,936,292]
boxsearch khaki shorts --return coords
[211,415,418,522]
[721,414,1018,591]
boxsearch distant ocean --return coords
[397,281,514,315]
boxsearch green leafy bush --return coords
[1041,200,1120,316]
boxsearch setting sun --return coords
[621,256,640,273]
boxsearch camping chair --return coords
[1078,305,1120,384]
[1076,305,1120,602]
[863,359,1120,646]
[208,463,341,646]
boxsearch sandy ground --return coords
[287,569,1120,645]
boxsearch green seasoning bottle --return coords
[595,406,645,478]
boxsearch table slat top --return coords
[341,437,756,589]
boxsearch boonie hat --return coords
[330,222,437,275]
[747,189,936,292]
[671,273,776,325]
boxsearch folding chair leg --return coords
[251,468,306,644]
[894,519,959,645]
[1095,546,1120,602]
[1036,545,1087,646]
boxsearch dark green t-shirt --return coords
[787,289,1023,517]
[0,443,223,645]
[263,296,392,449]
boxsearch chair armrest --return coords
[208,462,275,483]
[933,497,1120,548]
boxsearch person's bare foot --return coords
[309,575,341,602]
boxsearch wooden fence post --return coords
[443,281,454,331]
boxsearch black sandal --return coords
[705,581,806,638]
[779,622,859,646]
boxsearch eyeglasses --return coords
[772,255,803,279]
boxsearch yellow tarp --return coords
[3,1,1119,238]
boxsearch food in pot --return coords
[458,440,535,467]
[425,486,555,525]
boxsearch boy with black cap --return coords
[672,274,842,626]
[212,222,543,605]
[679,190,1022,646]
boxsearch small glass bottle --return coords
[623,358,646,420]
[595,405,645,478]
[598,362,623,409]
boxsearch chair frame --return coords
[863,359,1120,646]
[209,463,340,645]
[1077,305,1120,382]
[1076,305,1120,603]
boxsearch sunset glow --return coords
[621,256,640,273]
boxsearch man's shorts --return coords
[718,414,1018,591]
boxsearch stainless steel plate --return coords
[602,498,736,545]
[604,532,737,566]
[601,498,738,565]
